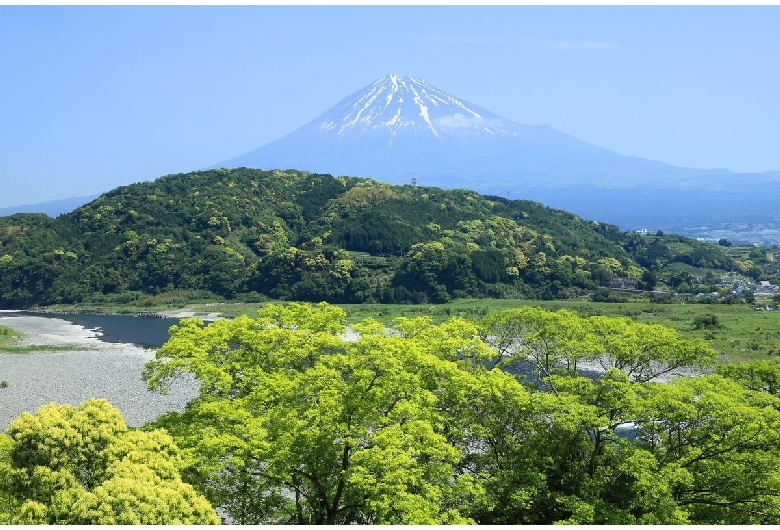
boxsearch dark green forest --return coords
[0,168,769,308]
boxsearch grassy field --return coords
[40,293,780,365]
[0,325,22,349]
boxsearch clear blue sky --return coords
[1,5,779,208]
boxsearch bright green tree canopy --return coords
[0,399,218,525]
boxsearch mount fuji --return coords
[217,74,780,231]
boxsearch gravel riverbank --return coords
[0,314,199,431]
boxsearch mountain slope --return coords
[220,74,680,188]
[216,74,780,230]
[0,168,750,308]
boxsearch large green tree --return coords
[144,303,496,524]
[478,307,715,387]
[0,399,218,524]
[141,303,780,525]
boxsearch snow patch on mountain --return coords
[313,74,512,146]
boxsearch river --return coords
[17,311,183,347]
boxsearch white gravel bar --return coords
[0,314,199,431]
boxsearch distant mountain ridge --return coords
[0,194,101,218]
[217,74,780,231]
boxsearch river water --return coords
[18,312,183,347]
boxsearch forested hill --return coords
[0,168,752,308]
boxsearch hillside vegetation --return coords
[0,168,770,309]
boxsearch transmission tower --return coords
[411,173,417,187]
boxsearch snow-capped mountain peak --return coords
[317,74,510,144]
[214,74,780,232]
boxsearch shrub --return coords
[591,288,628,303]
[692,313,724,331]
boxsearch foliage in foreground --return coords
[141,302,780,524]
[0,399,219,524]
